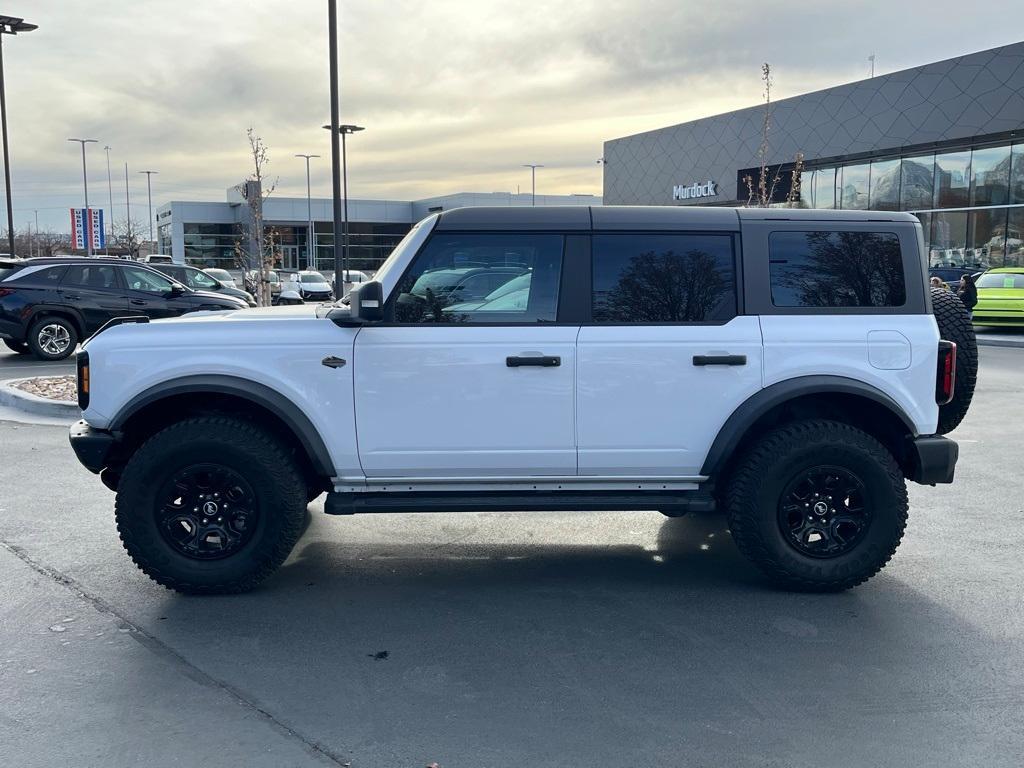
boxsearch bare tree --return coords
[742,63,806,208]
[113,216,146,259]
[234,128,278,306]
[0,227,71,258]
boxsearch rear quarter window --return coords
[769,231,906,308]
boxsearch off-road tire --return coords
[115,416,307,594]
[27,316,78,361]
[3,339,30,354]
[930,286,977,434]
[727,419,908,592]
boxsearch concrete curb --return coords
[976,335,1024,349]
[0,378,80,419]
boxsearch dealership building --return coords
[156,189,600,272]
[603,41,1024,271]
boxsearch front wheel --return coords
[726,420,908,592]
[115,416,307,594]
[27,316,78,360]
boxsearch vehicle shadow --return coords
[141,512,1020,767]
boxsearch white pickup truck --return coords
[69,206,976,594]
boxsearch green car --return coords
[973,267,1024,326]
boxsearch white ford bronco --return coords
[69,206,976,594]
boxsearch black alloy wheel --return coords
[156,463,260,560]
[777,465,871,558]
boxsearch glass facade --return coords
[184,223,240,269]
[310,221,409,273]
[798,140,1024,270]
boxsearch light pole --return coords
[139,170,158,249]
[0,15,37,258]
[32,208,37,257]
[523,164,544,206]
[295,153,320,270]
[323,124,364,282]
[103,145,114,254]
[68,138,98,256]
[326,0,344,288]
[123,162,132,256]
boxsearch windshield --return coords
[977,272,1024,289]
[300,272,325,284]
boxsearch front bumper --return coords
[68,419,116,474]
[908,435,958,485]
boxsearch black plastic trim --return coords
[68,419,115,474]
[700,375,918,477]
[109,375,335,477]
[325,490,717,515]
[908,435,958,485]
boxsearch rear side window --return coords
[7,265,67,284]
[63,264,117,289]
[592,233,737,323]
[769,231,906,307]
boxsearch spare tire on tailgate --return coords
[930,286,977,434]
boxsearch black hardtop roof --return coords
[432,205,918,231]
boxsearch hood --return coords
[190,289,246,306]
[976,288,1024,301]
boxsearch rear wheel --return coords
[2,339,30,354]
[930,286,977,434]
[27,316,78,360]
[115,416,307,594]
[727,420,908,592]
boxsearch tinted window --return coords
[122,266,175,293]
[11,265,67,284]
[769,231,906,308]
[592,233,736,323]
[390,233,563,324]
[64,264,117,289]
[186,268,219,289]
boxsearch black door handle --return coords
[130,299,147,306]
[507,355,561,367]
[63,294,81,300]
[693,354,747,366]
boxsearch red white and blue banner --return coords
[70,208,105,251]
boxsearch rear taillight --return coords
[76,351,90,410]
[936,341,956,405]
[0,287,14,298]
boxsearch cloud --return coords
[1,0,1021,231]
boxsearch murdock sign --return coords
[672,180,718,201]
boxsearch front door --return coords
[576,231,763,477]
[353,231,577,477]
[119,265,196,320]
[281,246,301,270]
[58,263,128,335]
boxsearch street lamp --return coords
[295,153,320,270]
[0,15,37,258]
[523,164,544,206]
[323,123,364,283]
[68,138,98,256]
[139,170,158,249]
[103,145,114,255]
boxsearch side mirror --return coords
[349,280,384,323]
[167,284,185,297]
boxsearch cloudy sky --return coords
[2,0,1022,232]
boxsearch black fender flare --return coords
[700,375,918,477]
[109,375,334,477]
[27,304,86,337]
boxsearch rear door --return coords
[59,263,128,335]
[353,231,580,477]
[576,228,763,477]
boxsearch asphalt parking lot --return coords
[1,346,1022,767]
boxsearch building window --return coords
[900,155,934,210]
[592,233,736,323]
[182,223,240,269]
[934,150,972,208]
[1010,143,1024,205]
[768,231,905,308]
[840,164,870,209]
[798,170,814,208]
[929,211,970,269]
[970,145,1011,207]
[812,167,837,209]
[1007,207,1024,267]
[869,158,901,211]
[968,208,1009,267]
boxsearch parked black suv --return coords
[150,263,257,306]
[0,257,247,360]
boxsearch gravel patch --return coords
[12,375,76,403]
